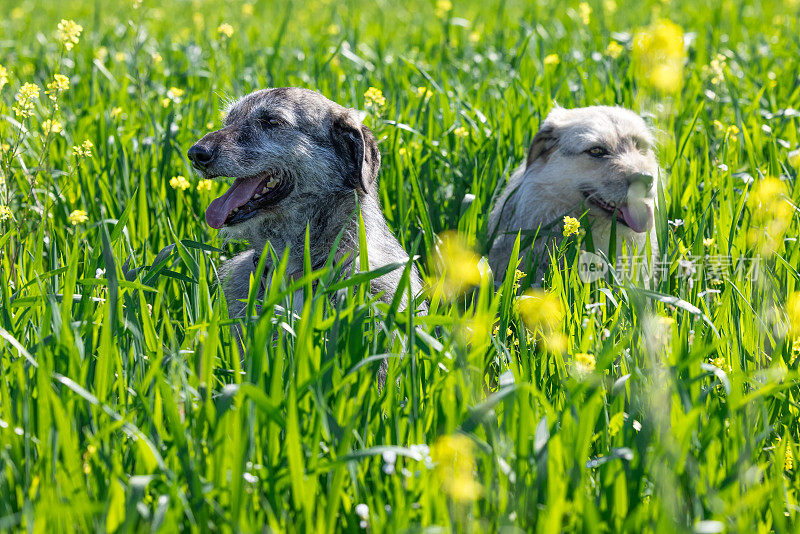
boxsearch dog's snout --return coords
[627,172,654,190]
[188,144,216,168]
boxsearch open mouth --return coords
[581,190,653,233]
[204,170,293,229]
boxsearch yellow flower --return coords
[544,54,560,66]
[453,126,468,139]
[747,177,791,253]
[703,237,714,248]
[709,356,726,369]
[787,149,800,170]
[242,3,254,15]
[110,107,123,118]
[562,216,581,237]
[114,51,126,62]
[13,83,40,118]
[573,352,596,375]
[416,86,434,99]
[0,65,8,90]
[434,0,453,18]
[605,41,624,59]
[217,23,234,39]
[56,19,83,51]
[0,205,13,221]
[517,289,564,334]
[577,2,592,24]
[151,53,163,64]
[327,24,340,35]
[197,179,214,192]
[726,124,739,142]
[167,87,185,103]
[46,74,70,106]
[468,30,481,43]
[431,435,482,503]
[41,120,63,134]
[432,231,484,298]
[170,175,191,191]
[632,19,685,93]
[68,209,89,225]
[364,87,386,110]
[787,292,800,336]
[73,140,94,158]
[708,54,726,85]
[602,0,617,13]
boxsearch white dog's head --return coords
[524,106,659,235]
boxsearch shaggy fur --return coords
[188,87,423,319]
[488,106,660,281]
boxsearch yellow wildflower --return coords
[68,209,89,225]
[169,175,191,191]
[746,177,791,253]
[0,205,13,221]
[562,216,581,237]
[217,23,234,39]
[56,19,83,51]
[544,54,560,66]
[110,107,123,118]
[434,0,453,18]
[453,126,468,139]
[431,434,482,503]
[13,83,40,118]
[602,0,617,13]
[41,120,63,134]
[73,140,94,158]
[577,2,592,24]
[166,86,185,103]
[431,231,484,298]
[151,53,163,64]
[0,65,8,90]
[364,87,386,110]
[517,289,563,334]
[46,74,70,107]
[632,19,685,93]
[703,238,714,248]
[469,30,481,43]
[573,352,596,375]
[327,24,340,35]
[726,125,739,142]
[114,52,126,62]
[605,41,624,59]
[416,86,434,99]
[197,179,214,192]
[242,3,254,15]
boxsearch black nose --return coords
[188,144,215,168]
[628,172,654,190]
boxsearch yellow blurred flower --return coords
[544,54,560,66]
[41,120,63,134]
[0,65,8,90]
[364,87,386,110]
[217,23,234,39]
[416,86,434,99]
[747,177,791,253]
[114,52,127,62]
[632,19,685,93]
[151,53,163,64]
[469,30,481,43]
[327,24,340,35]
[434,0,453,18]
[517,289,564,334]
[13,83,40,118]
[431,434,482,503]
[573,352,596,375]
[68,209,89,225]
[703,237,714,248]
[95,47,109,62]
[453,126,468,139]
[431,231,484,298]
[602,0,617,13]
[726,124,739,142]
[605,41,624,59]
[0,205,13,221]
[46,74,70,108]
[166,86,185,104]
[170,175,191,191]
[707,54,726,85]
[578,2,592,24]
[110,107,123,118]
[197,179,214,192]
[56,19,83,51]
[562,216,581,237]
[242,3,254,15]
[73,140,94,158]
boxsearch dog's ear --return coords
[333,111,381,193]
[526,124,558,167]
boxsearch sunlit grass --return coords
[1,0,799,531]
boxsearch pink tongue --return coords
[205,177,264,229]
[620,203,654,233]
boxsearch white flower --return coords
[355,503,369,519]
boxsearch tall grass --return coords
[1,0,799,531]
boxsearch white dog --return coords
[488,106,660,280]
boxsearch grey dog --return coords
[188,87,422,321]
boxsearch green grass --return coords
[1,0,800,531]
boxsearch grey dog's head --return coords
[188,87,380,242]
[524,106,659,234]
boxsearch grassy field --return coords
[2,0,800,531]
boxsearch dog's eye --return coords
[586,146,609,158]
[262,117,285,128]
